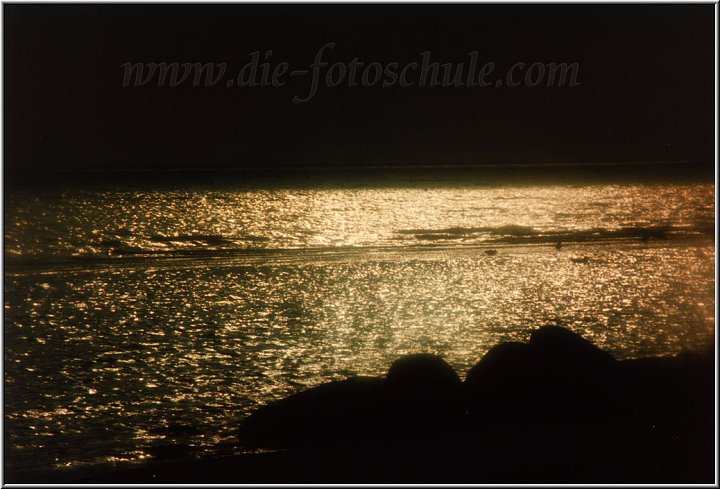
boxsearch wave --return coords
[148,234,271,245]
[399,224,713,244]
[4,224,713,275]
[397,225,538,239]
[81,233,272,255]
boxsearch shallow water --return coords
[3,178,715,478]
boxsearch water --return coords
[3,172,715,479]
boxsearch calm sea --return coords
[3,167,715,479]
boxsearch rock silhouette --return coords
[233,326,713,483]
[465,326,618,429]
[386,353,464,440]
[237,353,463,448]
[79,326,713,483]
[237,376,387,448]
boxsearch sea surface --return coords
[3,167,715,479]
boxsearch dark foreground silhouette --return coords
[80,326,713,483]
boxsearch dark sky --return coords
[3,4,715,174]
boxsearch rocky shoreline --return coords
[61,326,715,483]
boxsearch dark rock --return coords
[465,326,616,398]
[527,325,616,374]
[463,326,623,471]
[462,326,714,482]
[463,341,530,386]
[238,353,464,449]
[386,353,461,391]
[530,325,612,355]
[238,376,387,448]
[385,353,464,439]
[610,348,715,479]
[232,328,714,483]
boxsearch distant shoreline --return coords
[8,158,715,174]
[5,160,714,188]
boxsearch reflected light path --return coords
[3,182,715,475]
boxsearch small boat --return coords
[485,249,498,256]
[571,256,590,264]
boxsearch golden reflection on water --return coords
[4,183,715,260]
[3,182,715,474]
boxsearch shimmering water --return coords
[3,177,715,478]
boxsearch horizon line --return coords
[15,159,714,174]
